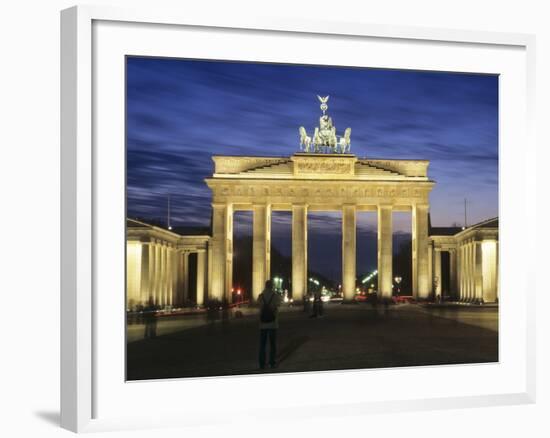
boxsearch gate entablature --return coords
[206,154,434,209]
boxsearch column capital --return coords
[342,204,357,214]
[212,202,232,209]
[413,203,429,210]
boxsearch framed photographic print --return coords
[61,5,536,433]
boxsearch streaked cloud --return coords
[127,57,498,231]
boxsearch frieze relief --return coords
[295,160,354,175]
[210,183,430,200]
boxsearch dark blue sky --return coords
[126,56,498,252]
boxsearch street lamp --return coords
[394,276,402,296]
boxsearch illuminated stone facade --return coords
[126,94,499,307]
[205,153,435,302]
[126,219,210,310]
[429,218,499,303]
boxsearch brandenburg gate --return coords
[205,96,435,303]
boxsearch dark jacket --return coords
[258,289,282,329]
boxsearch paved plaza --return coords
[126,303,498,381]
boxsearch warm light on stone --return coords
[126,242,142,309]
[206,153,435,303]
[429,218,499,303]
[252,204,271,301]
[377,204,393,299]
[482,240,498,303]
[413,204,430,299]
[126,219,210,309]
[125,95,500,310]
[342,204,356,301]
[292,204,308,302]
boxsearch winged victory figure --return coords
[317,95,330,114]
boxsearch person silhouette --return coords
[310,289,323,318]
[257,279,282,369]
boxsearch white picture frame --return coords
[60,5,536,433]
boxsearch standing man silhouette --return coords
[258,279,282,369]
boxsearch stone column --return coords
[207,240,213,303]
[428,244,433,296]
[496,241,499,301]
[164,245,169,306]
[471,242,476,301]
[377,204,392,299]
[225,208,234,303]
[165,245,171,307]
[469,242,475,301]
[292,204,308,302]
[153,240,160,305]
[449,249,457,299]
[157,243,163,307]
[252,204,271,302]
[165,246,170,306]
[139,242,151,306]
[148,242,156,304]
[412,204,429,300]
[474,241,483,302]
[170,246,177,307]
[434,248,442,297]
[464,244,469,300]
[196,250,206,306]
[342,204,357,302]
[182,252,189,304]
[158,245,164,307]
[458,245,462,300]
[467,243,473,301]
[464,242,470,301]
[481,240,498,303]
[210,203,233,302]
[175,251,182,307]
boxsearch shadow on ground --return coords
[126,304,498,380]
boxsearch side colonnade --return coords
[430,218,499,303]
[126,219,210,310]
